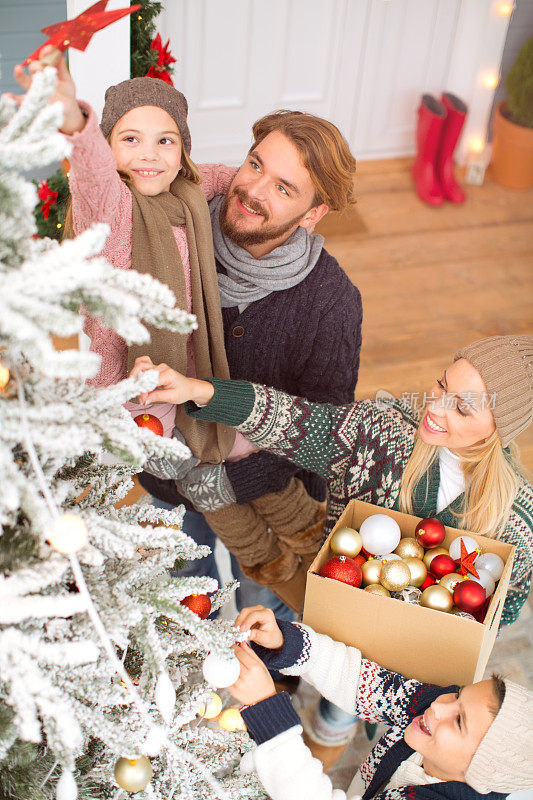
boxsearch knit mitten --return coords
[142,427,200,479]
[174,462,237,512]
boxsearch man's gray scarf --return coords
[209,195,325,307]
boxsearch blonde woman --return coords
[130,334,533,760]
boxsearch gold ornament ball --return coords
[0,362,9,392]
[423,546,449,570]
[402,557,427,588]
[218,707,247,732]
[47,513,88,554]
[439,573,464,593]
[380,559,411,592]
[364,583,390,597]
[395,538,424,560]
[114,756,153,792]
[197,692,222,720]
[330,527,362,558]
[361,558,382,586]
[420,584,453,613]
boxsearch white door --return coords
[161,0,509,165]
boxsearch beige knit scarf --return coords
[127,175,235,464]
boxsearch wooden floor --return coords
[316,158,533,470]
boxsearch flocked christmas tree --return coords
[0,65,267,800]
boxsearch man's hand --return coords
[12,46,85,135]
[129,356,215,407]
[235,606,284,649]
[227,642,276,705]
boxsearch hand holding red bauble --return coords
[180,593,211,619]
[415,517,446,549]
[320,555,362,587]
[453,580,485,613]
[430,554,457,580]
[134,413,163,436]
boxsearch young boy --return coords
[229,606,533,800]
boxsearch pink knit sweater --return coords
[68,103,236,437]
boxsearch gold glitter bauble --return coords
[197,692,222,719]
[439,573,464,593]
[218,707,247,732]
[364,583,390,597]
[114,757,153,792]
[394,538,424,560]
[330,527,362,558]
[361,558,382,586]
[380,559,411,592]
[423,546,449,570]
[402,557,427,588]
[420,584,453,613]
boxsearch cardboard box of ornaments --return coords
[302,500,515,687]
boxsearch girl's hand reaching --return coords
[12,46,85,135]
[227,642,276,705]
[129,356,215,407]
[235,606,284,650]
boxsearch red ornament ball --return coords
[134,413,163,436]
[354,553,367,567]
[420,573,436,590]
[415,517,446,549]
[430,554,457,580]
[453,580,485,614]
[320,555,362,587]
[180,593,212,619]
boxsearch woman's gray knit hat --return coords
[454,335,533,446]
[100,76,191,154]
[465,679,533,793]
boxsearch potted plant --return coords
[491,35,533,189]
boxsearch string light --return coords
[0,361,10,391]
[469,136,485,154]
[57,223,62,229]
[495,1,513,16]
[481,71,499,89]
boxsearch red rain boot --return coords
[412,94,447,206]
[437,93,468,204]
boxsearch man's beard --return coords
[220,188,305,248]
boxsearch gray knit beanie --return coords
[454,335,533,446]
[100,77,191,154]
[465,679,533,794]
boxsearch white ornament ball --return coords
[202,653,241,688]
[470,568,496,598]
[475,552,504,581]
[47,513,88,554]
[359,514,401,556]
[448,535,479,562]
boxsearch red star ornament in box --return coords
[146,33,177,86]
[23,1,140,66]
[457,539,479,578]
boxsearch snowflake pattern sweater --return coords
[238,621,507,800]
[186,380,533,625]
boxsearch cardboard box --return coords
[303,500,515,687]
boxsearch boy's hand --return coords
[235,606,284,650]
[129,356,215,407]
[227,642,276,705]
[12,46,85,135]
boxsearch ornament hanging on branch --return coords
[202,652,241,689]
[180,593,212,619]
[114,756,153,793]
[218,707,247,732]
[134,413,163,436]
[197,692,223,720]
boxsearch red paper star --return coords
[457,539,479,578]
[38,180,58,220]
[23,1,140,66]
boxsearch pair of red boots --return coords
[412,92,468,206]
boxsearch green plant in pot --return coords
[492,35,533,188]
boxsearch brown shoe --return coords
[302,732,349,772]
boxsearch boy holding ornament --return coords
[225,604,533,800]
[130,334,533,764]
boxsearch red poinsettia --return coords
[38,179,58,220]
[146,32,176,85]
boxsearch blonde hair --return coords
[251,110,356,213]
[62,130,200,240]
[399,427,523,539]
